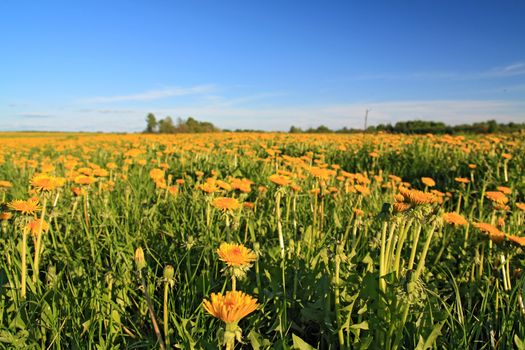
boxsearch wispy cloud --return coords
[18,113,53,119]
[79,85,216,103]
[353,62,525,81]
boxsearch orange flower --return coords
[485,191,508,204]
[217,243,257,267]
[508,235,525,247]
[8,198,41,215]
[496,186,512,195]
[421,177,436,187]
[0,180,13,188]
[0,212,13,220]
[455,177,470,184]
[516,203,525,212]
[26,218,50,237]
[212,197,241,211]
[472,222,505,243]
[149,168,165,181]
[203,290,258,324]
[268,174,291,186]
[72,186,87,196]
[442,212,468,226]
[167,186,179,196]
[354,185,370,196]
[393,202,411,213]
[74,175,97,186]
[398,187,438,205]
[30,174,64,192]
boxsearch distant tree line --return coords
[288,119,525,134]
[367,119,525,134]
[144,113,220,133]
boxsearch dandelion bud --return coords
[164,265,175,287]
[134,247,146,271]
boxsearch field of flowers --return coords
[0,131,524,349]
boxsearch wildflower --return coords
[30,174,64,192]
[496,186,512,195]
[203,290,258,324]
[212,197,241,211]
[134,247,146,270]
[74,175,96,186]
[508,235,525,247]
[72,186,87,197]
[421,177,436,187]
[442,212,468,226]
[455,177,470,184]
[268,174,291,186]
[217,243,257,268]
[485,191,509,204]
[26,218,50,238]
[0,180,13,188]
[354,185,370,196]
[230,178,253,193]
[0,212,13,220]
[8,198,41,215]
[149,168,165,181]
[393,202,411,213]
[398,187,438,205]
[353,208,365,216]
[203,291,258,349]
[516,203,525,212]
[167,186,178,196]
[472,222,505,243]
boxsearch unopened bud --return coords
[134,247,146,270]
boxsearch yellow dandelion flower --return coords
[0,211,13,220]
[30,174,63,192]
[421,177,436,187]
[26,218,50,237]
[393,202,411,213]
[8,198,41,215]
[149,168,165,181]
[74,175,97,186]
[0,180,13,188]
[455,177,470,184]
[268,174,291,186]
[496,186,512,195]
[212,197,241,211]
[442,212,468,226]
[399,187,438,205]
[203,290,258,324]
[508,235,525,247]
[472,222,505,243]
[485,191,509,204]
[217,243,257,267]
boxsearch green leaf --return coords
[292,334,315,350]
[415,321,444,350]
[349,321,369,330]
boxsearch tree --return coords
[158,117,176,133]
[289,126,303,133]
[145,113,158,133]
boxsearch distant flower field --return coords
[0,131,524,349]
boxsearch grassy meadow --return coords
[0,131,524,349]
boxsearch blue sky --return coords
[1,0,524,131]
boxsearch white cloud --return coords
[78,85,216,103]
